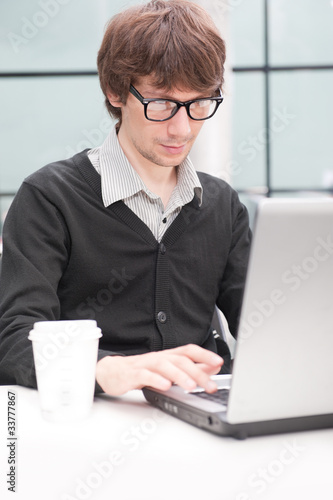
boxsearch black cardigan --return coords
[0,151,251,389]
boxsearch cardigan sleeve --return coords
[216,190,252,338]
[0,182,71,388]
[0,181,121,393]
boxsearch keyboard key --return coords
[193,388,230,405]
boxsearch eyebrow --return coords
[139,87,213,101]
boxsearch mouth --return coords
[161,144,187,155]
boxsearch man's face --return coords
[111,76,212,170]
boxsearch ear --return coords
[107,91,123,108]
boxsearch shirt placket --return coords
[158,189,183,242]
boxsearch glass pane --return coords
[0,76,115,192]
[269,0,333,66]
[229,0,264,67]
[270,70,333,189]
[239,193,264,230]
[0,196,15,252]
[230,72,266,190]
[0,0,139,71]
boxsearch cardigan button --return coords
[157,311,167,323]
[160,243,166,254]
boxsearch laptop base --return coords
[143,387,333,440]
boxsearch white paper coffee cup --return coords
[29,320,102,422]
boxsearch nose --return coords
[166,106,191,137]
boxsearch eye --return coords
[189,99,218,120]
[148,100,176,111]
[146,100,177,120]
[191,99,211,109]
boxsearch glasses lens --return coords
[189,99,218,120]
[146,100,177,121]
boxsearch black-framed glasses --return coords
[129,84,223,122]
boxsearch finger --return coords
[148,358,198,392]
[152,356,217,393]
[136,368,173,392]
[169,356,219,393]
[171,344,223,367]
[148,346,223,392]
[195,362,223,375]
[100,366,172,396]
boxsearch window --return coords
[1,0,332,242]
[230,0,333,197]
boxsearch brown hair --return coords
[97,0,226,124]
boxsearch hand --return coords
[96,344,223,397]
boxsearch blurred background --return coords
[0,0,333,248]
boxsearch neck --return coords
[117,128,178,208]
[134,163,178,206]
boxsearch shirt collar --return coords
[89,126,203,208]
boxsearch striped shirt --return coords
[87,127,203,242]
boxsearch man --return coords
[0,0,251,396]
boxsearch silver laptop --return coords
[143,198,333,439]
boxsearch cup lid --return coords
[28,320,102,341]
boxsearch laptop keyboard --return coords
[192,388,230,405]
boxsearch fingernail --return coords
[185,378,196,390]
[206,380,217,392]
[211,354,223,364]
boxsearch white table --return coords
[0,385,332,500]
